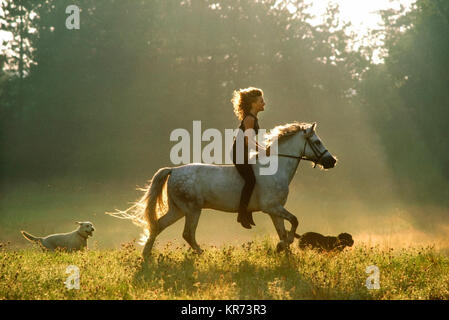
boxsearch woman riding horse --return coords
[109,100,338,259]
[231,87,270,229]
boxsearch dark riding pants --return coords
[233,162,256,213]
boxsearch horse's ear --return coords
[305,123,316,137]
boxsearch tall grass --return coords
[1,239,448,300]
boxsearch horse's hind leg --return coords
[143,233,157,260]
[182,208,203,254]
[158,202,185,233]
[143,201,185,260]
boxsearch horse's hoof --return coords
[276,241,287,252]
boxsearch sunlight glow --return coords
[310,0,416,62]
[0,1,417,65]
[305,0,415,27]
[278,0,416,63]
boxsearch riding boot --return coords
[247,211,256,226]
[237,208,252,229]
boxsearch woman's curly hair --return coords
[231,87,263,121]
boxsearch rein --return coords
[277,136,328,168]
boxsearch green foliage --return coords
[1,239,448,299]
[0,0,362,181]
[1,0,448,216]
[359,0,449,206]
[0,0,36,77]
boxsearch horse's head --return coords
[302,123,337,169]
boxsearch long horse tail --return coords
[144,167,172,234]
[106,167,172,239]
[21,230,42,243]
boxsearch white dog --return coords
[21,221,95,251]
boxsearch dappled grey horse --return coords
[109,122,337,259]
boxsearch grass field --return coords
[1,239,448,300]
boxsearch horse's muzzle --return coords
[321,155,337,169]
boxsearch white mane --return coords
[264,121,313,146]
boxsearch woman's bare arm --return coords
[243,116,270,156]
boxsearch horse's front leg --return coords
[264,206,298,246]
[269,214,288,252]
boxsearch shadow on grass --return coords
[132,249,200,297]
[130,245,367,299]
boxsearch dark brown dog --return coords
[295,232,354,252]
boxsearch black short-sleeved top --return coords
[232,113,259,164]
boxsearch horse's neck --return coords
[276,134,303,184]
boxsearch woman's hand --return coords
[256,145,270,158]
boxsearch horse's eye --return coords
[315,141,321,145]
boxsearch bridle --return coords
[277,134,328,168]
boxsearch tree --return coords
[1,0,37,112]
[360,0,449,206]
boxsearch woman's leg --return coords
[234,163,256,229]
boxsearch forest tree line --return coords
[1,0,448,209]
